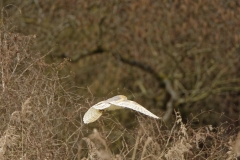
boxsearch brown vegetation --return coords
[1,0,240,159]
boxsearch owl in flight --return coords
[83,95,160,124]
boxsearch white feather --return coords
[83,107,102,124]
[109,100,159,119]
[83,95,159,124]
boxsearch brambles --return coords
[0,28,83,159]
[80,111,239,159]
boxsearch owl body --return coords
[83,95,159,124]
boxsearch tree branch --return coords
[51,50,179,121]
[51,45,105,62]
[113,53,179,121]
[113,53,165,87]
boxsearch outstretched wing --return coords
[92,101,111,110]
[104,95,127,103]
[83,107,103,124]
[109,100,159,119]
[93,95,127,110]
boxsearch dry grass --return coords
[79,112,239,160]
[0,25,84,159]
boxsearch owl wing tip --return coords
[83,107,102,124]
[111,100,161,119]
[154,115,161,119]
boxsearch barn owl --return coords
[83,95,159,124]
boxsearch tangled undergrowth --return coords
[0,24,240,160]
[79,111,240,160]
